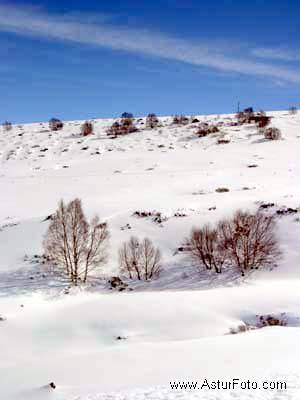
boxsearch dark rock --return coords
[120,223,131,231]
[42,214,53,222]
[116,335,127,340]
[215,187,229,193]
[109,276,128,291]
[174,211,187,217]
[276,207,298,215]
[259,203,275,209]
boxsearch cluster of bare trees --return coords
[185,210,280,276]
[44,200,280,286]
[43,199,109,285]
[119,236,161,281]
[43,199,161,285]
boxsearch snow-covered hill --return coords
[0,111,300,399]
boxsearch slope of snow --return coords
[0,111,300,399]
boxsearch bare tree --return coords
[185,225,227,273]
[218,210,280,275]
[119,236,161,281]
[43,199,109,285]
[140,238,161,280]
[119,236,141,280]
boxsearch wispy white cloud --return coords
[251,47,300,62]
[0,3,300,83]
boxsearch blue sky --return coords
[1,0,300,123]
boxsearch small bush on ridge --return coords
[196,123,219,137]
[2,121,12,131]
[289,106,297,115]
[81,121,94,136]
[49,118,63,131]
[146,113,159,129]
[173,115,189,125]
[107,117,138,137]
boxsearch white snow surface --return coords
[0,111,300,399]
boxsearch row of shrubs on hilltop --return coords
[2,106,298,140]
[42,198,282,287]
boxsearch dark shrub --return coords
[263,127,281,140]
[49,118,63,131]
[107,118,138,137]
[196,123,219,137]
[256,115,271,128]
[236,111,254,124]
[173,115,189,125]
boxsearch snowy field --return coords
[0,111,300,399]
